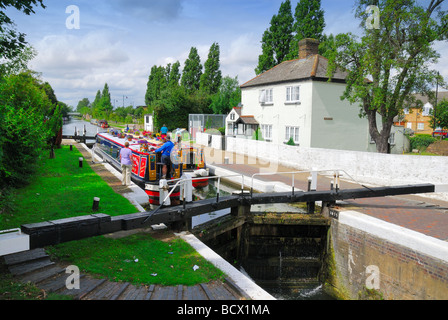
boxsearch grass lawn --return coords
[46,233,224,286]
[0,145,225,299]
[0,145,138,230]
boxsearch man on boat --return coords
[154,135,174,179]
[160,124,168,139]
[119,141,133,186]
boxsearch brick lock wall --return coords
[330,219,448,300]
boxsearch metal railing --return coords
[143,173,247,224]
[250,169,372,197]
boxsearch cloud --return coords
[111,0,184,22]
[221,33,261,83]
[31,31,129,78]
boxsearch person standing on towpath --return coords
[119,141,133,185]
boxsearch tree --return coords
[0,0,45,67]
[168,61,181,88]
[0,71,61,187]
[432,99,448,130]
[91,90,101,116]
[255,29,276,75]
[200,42,222,95]
[255,0,294,75]
[99,83,113,117]
[181,47,203,93]
[328,0,448,153]
[210,76,241,114]
[76,98,90,113]
[145,65,167,106]
[288,0,325,60]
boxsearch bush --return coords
[286,137,296,146]
[0,72,57,188]
[410,134,436,151]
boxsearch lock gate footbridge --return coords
[18,169,448,250]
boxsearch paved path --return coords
[203,146,448,242]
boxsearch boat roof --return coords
[97,132,162,153]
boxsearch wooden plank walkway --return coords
[1,248,247,300]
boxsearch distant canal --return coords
[63,118,107,143]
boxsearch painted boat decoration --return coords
[94,131,209,207]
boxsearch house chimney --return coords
[298,38,320,59]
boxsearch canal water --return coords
[192,181,335,300]
[63,118,108,142]
[62,119,334,300]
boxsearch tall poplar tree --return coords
[200,42,222,94]
[145,65,168,106]
[181,47,203,93]
[288,0,326,60]
[100,83,112,114]
[168,61,181,88]
[255,0,293,75]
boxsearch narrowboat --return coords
[94,130,209,207]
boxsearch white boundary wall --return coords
[196,132,448,198]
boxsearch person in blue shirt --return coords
[155,135,174,179]
[160,124,168,139]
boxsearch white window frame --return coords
[286,86,300,103]
[422,103,433,116]
[261,124,273,141]
[285,126,300,144]
[417,123,425,131]
[259,88,273,105]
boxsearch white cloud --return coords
[31,31,129,77]
[221,33,261,83]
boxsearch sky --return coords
[4,0,448,108]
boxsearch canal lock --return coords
[191,207,334,300]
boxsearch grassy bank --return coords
[0,145,138,230]
[1,145,224,299]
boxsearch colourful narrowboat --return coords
[94,131,209,207]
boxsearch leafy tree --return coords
[328,0,448,153]
[168,61,181,88]
[431,99,448,130]
[255,29,276,75]
[0,71,60,187]
[181,47,203,93]
[145,65,167,106]
[210,76,241,114]
[0,0,45,66]
[99,83,113,118]
[256,0,294,74]
[76,98,90,113]
[200,42,222,95]
[153,86,191,129]
[288,0,325,59]
[91,90,101,116]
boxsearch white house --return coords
[232,38,407,153]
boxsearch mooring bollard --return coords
[79,157,83,168]
[92,197,100,211]
[307,171,317,214]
